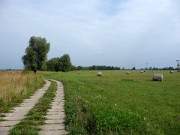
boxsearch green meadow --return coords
[43,70,180,135]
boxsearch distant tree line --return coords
[22,36,72,72]
[143,67,175,70]
[76,65,121,70]
[74,66,177,71]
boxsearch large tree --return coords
[22,36,50,71]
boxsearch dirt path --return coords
[39,80,67,135]
[0,80,51,135]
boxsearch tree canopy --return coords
[46,57,60,72]
[22,36,50,71]
[59,54,72,72]
[47,54,72,72]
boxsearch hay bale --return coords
[126,71,131,75]
[170,70,174,74]
[152,74,164,81]
[97,72,103,77]
[140,70,145,73]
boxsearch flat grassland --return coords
[44,71,180,135]
[0,71,43,113]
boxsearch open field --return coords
[0,70,179,135]
[44,70,180,135]
[0,71,44,113]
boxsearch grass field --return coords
[0,71,44,113]
[44,70,180,135]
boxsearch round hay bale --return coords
[170,70,174,74]
[152,74,164,81]
[97,72,103,77]
[126,71,131,75]
[140,70,145,73]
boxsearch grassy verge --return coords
[43,71,180,135]
[0,71,44,113]
[9,81,56,135]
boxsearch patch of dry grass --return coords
[0,71,44,113]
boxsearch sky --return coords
[0,0,180,69]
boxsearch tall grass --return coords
[0,71,44,113]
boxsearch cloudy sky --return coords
[0,0,180,69]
